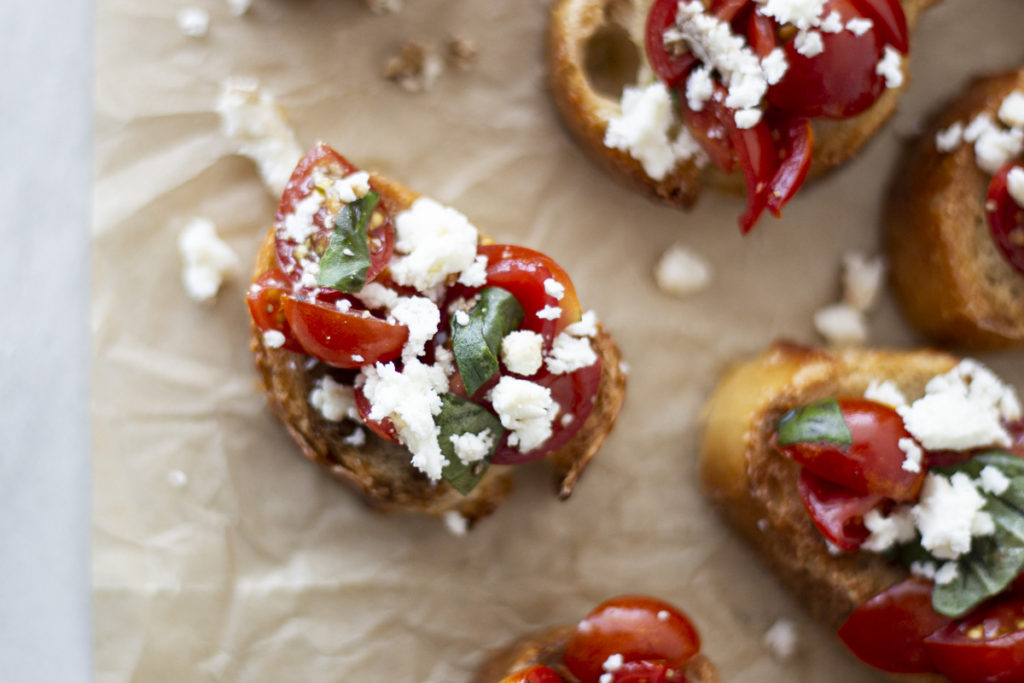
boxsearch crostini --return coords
[246,143,627,524]
[548,0,937,232]
[472,594,718,683]
[887,67,1024,350]
[700,342,1024,682]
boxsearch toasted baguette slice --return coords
[548,0,937,208]
[886,68,1024,350]
[250,173,627,524]
[699,342,956,681]
[471,625,718,683]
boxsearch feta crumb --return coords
[544,278,566,301]
[434,345,455,376]
[343,427,367,447]
[655,244,712,297]
[599,675,612,683]
[281,191,324,244]
[912,472,995,560]
[501,330,544,376]
[963,113,995,143]
[390,297,440,360]
[820,11,843,33]
[357,281,401,311]
[442,510,468,536]
[457,254,488,287]
[845,17,873,36]
[1008,167,1024,209]
[814,302,867,346]
[390,198,479,293]
[449,429,494,464]
[735,107,764,129]
[935,122,964,153]
[546,333,598,375]
[454,310,470,326]
[168,470,188,488]
[841,252,884,312]
[309,375,358,422]
[686,66,715,111]
[759,0,827,31]
[226,0,252,16]
[317,170,371,204]
[178,217,239,302]
[935,562,960,586]
[998,91,1024,129]
[337,299,352,313]
[825,539,843,555]
[602,654,624,672]
[761,48,789,85]
[384,41,443,92]
[537,305,562,320]
[875,46,904,89]
[262,330,286,349]
[974,127,1024,175]
[564,310,599,338]
[794,30,824,57]
[979,465,1011,495]
[178,8,210,37]
[490,376,557,453]
[898,437,924,473]
[910,560,937,579]
[605,82,703,180]
[763,619,798,661]
[862,506,916,552]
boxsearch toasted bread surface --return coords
[249,172,627,522]
[887,68,1024,350]
[548,0,936,209]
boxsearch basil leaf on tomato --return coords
[317,191,379,293]
[437,394,505,495]
[451,287,524,397]
[775,398,853,448]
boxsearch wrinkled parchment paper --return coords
[93,1,1024,680]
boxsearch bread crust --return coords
[547,0,937,209]
[249,173,627,523]
[470,625,718,683]
[887,68,1024,350]
[699,342,958,682]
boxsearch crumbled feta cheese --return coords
[794,30,824,57]
[361,359,449,480]
[434,345,455,376]
[168,469,188,488]
[537,305,562,320]
[1008,167,1024,209]
[814,302,867,346]
[262,330,286,349]
[912,472,995,560]
[974,126,1024,174]
[910,560,937,580]
[390,296,441,360]
[390,198,479,293]
[489,376,557,453]
[841,252,884,312]
[761,48,789,85]
[820,11,843,33]
[602,654,624,673]
[655,244,712,297]
[337,299,352,313]
[964,113,995,143]
[599,675,612,683]
[543,278,566,301]
[457,254,488,287]
[454,310,470,326]
[845,17,873,36]
[686,66,715,111]
[317,170,371,204]
[862,506,916,552]
[864,379,908,408]
[979,465,1011,496]
[734,107,763,128]
[875,46,903,89]
[546,333,598,375]
[443,510,468,536]
[935,122,964,153]
[898,438,924,473]
[501,330,544,376]
[605,82,703,180]
[281,192,324,243]
[564,310,599,338]
[935,562,960,586]
[343,427,367,447]
[216,79,303,196]
[449,429,494,464]
[998,91,1024,129]
[758,0,828,30]
[357,281,401,311]
[178,217,239,302]
[309,375,358,422]
[763,619,798,661]
[178,8,210,37]
[227,0,252,16]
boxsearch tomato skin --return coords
[839,578,951,674]
[497,666,566,683]
[986,163,1024,277]
[774,398,925,502]
[848,0,909,53]
[765,117,813,217]
[353,384,399,443]
[645,0,697,89]
[924,595,1024,683]
[281,295,408,369]
[246,269,305,353]
[607,660,681,683]
[727,113,778,234]
[797,469,882,551]
[564,596,700,683]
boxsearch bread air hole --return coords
[584,22,640,99]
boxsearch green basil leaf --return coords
[775,398,852,448]
[451,287,524,397]
[316,191,379,293]
[437,394,505,495]
[933,450,1024,480]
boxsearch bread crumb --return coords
[841,252,884,312]
[226,0,252,16]
[935,122,964,153]
[385,41,443,92]
[443,510,468,536]
[446,36,478,71]
[655,244,712,297]
[763,619,798,661]
[814,303,867,346]
[366,0,402,14]
[178,8,210,37]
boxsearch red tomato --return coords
[985,163,1024,277]
[353,384,399,443]
[924,594,1024,683]
[1008,420,1024,458]
[727,113,778,234]
[768,0,887,119]
[797,469,882,551]
[563,595,700,683]
[765,117,814,217]
[745,8,777,58]
[606,660,680,683]
[680,100,736,174]
[645,0,697,89]
[711,0,751,22]
[838,578,952,674]
[774,398,926,501]
[281,295,408,369]
[848,0,909,52]
[245,269,305,353]
[498,666,565,683]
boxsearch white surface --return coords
[0,1,92,681]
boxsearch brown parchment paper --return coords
[93,1,1024,680]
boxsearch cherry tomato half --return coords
[774,398,925,501]
[986,163,1024,277]
[606,660,679,683]
[645,0,697,89]
[498,666,565,683]
[765,117,813,217]
[797,469,882,551]
[848,0,909,53]
[563,595,699,683]
[281,295,408,369]
[924,594,1024,683]
[838,578,952,674]
[245,269,305,353]
[353,384,399,444]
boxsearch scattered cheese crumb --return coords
[758,0,827,30]
[449,429,494,464]
[734,108,763,129]
[935,122,964,153]
[605,82,703,180]
[1008,167,1024,209]
[501,330,544,376]
[490,376,557,452]
[343,427,366,447]
[979,465,1011,495]
[564,310,599,338]
[862,506,915,552]
[998,91,1024,129]
[898,437,923,473]
[384,41,443,92]
[763,619,798,661]
[912,472,995,560]
[178,8,210,37]
[442,510,468,536]
[545,333,598,375]
[845,17,873,36]
[655,244,711,297]
[390,198,479,294]
[841,252,884,312]
[454,310,470,326]
[814,302,867,346]
[168,470,188,488]
[761,48,789,85]
[390,296,441,360]
[543,278,566,301]
[820,11,843,33]
[262,330,286,349]
[457,254,488,287]
[686,66,715,111]
[537,305,562,320]
[226,0,252,16]
[935,562,960,586]
[974,126,1024,174]
[794,30,824,58]
[357,282,401,311]
[964,113,995,143]
[178,217,239,302]
[910,560,937,579]
[309,375,358,422]
[875,46,904,89]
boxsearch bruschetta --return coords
[887,67,1024,350]
[246,143,627,524]
[548,0,937,232]
[700,342,1024,682]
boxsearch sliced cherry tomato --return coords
[765,117,814,217]
[745,8,777,58]
[727,112,778,234]
[564,595,700,683]
[246,269,305,353]
[848,0,909,53]
[353,384,399,443]
[985,163,1024,277]
[607,660,679,683]
[774,398,926,501]
[797,469,882,551]
[281,295,407,369]
[924,594,1024,683]
[1007,420,1024,458]
[711,0,751,22]
[498,666,565,683]
[839,578,952,674]
[645,0,697,89]
[680,100,736,174]
[768,0,887,119]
